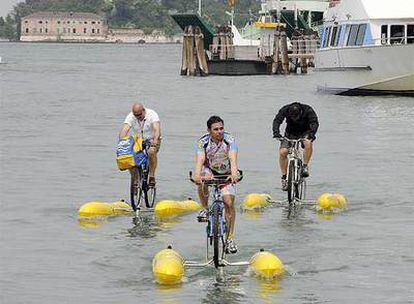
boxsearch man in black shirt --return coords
[272,102,319,191]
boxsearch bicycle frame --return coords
[284,138,307,204]
[131,140,156,213]
[186,171,249,269]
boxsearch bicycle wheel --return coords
[130,167,140,212]
[212,204,220,268]
[144,185,156,208]
[287,160,296,204]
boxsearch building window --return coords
[84,21,87,24]
[40,28,42,33]
[39,20,43,24]
[25,28,29,33]
[92,28,95,34]
[45,21,48,24]
[73,28,76,34]
[381,25,388,45]
[390,25,405,44]
[408,24,414,44]
[57,21,61,24]
[84,28,87,34]
[92,21,96,24]
[98,21,100,24]
[25,20,28,23]
[97,29,100,34]
[355,24,367,46]
[67,21,70,24]
[45,28,48,33]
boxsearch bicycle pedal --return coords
[197,216,208,222]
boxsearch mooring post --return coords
[187,26,196,76]
[194,26,209,76]
[280,30,289,75]
[180,26,189,75]
[272,29,280,74]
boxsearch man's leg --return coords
[302,139,313,177]
[198,184,209,210]
[223,194,236,239]
[148,146,158,184]
[279,148,289,176]
[303,139,313,165]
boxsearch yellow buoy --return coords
[332,193,347,209]
[78,200,133,217]
[154,199,201,218]
[152,247,184,285]
[242,193,271,210]
[112,200,133,215]
[317,193,347,212]
[78,202,114,217]
[250,250,285,278]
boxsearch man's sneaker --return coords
[281,177,288,191]
[225,239,238,254]
[197,209,208,222]
[302,165,309,178]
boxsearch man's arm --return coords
[228,150,239,183]
[306,107,319,139]
[151,121,161,144]
[272,107,287,138]
[119,123,131,139]
[194,152,206,184]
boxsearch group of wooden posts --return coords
[271,28,316,75]
[180,25,317,76]
[180,26,209,76]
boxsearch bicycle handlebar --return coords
[189,170,243,185]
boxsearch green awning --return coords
[171,14,216,50]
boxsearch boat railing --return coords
[377,34,414,45]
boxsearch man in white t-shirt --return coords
[119,103,161,186]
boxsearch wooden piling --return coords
[194,27,208,76]
[271,29,281,74]
[280,30,289,75]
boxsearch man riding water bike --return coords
[119,103,161,187]
[272,102,319,191]
[194,116,240,254]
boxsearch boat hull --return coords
[314,44,414,96]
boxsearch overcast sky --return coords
[1,0,22,17]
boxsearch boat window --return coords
[330,26,338,47]
[324,26,332,47]
[355,24,367,46]
[334,26,342,46]
[390,25,405,44]
[347,24,359,46]
[381,25,388,45]
[408,24,414,44]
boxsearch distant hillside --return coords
[0,0,260,40]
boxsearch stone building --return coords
[20,11,107,42]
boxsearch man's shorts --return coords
[201,167,236,196]
[279,133,311,150]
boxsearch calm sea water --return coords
[1,42,413,304]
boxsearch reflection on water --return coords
[255,278,282,304]
[201,274,246,304]
[128,214,183,238]
[77,216,108,229]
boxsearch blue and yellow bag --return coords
[116,135,144,170]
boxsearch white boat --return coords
[314,0,414,96]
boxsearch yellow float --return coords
[154,199,201,218]
[78,200,133,217]
[249,250,285,278]
[241,193,271,210]
[152,246,184,285]
[317,193,348,212]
